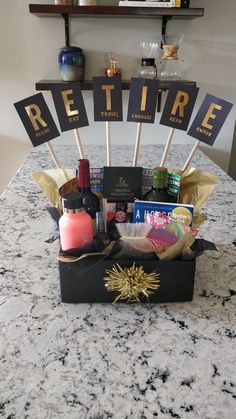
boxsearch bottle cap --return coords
[153,167,168,189]
[62,192,83,210]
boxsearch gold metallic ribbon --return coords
[104,263,160,303]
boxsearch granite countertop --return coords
[0,144,236,419]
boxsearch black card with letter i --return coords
[127,78,159,124]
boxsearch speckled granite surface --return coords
[0,144,236,419]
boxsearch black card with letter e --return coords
[187,94,233,146]
[160,82,199,131]
[103,166,143,202]
[127,78,159,124]
[51,82,89,131]
[14,93,60,147]
[93,76,123,121]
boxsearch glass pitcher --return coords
[159,35,183,80]
[138,41,159,79]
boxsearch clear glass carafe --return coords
[159,35,183,80]
[138,41,159,79]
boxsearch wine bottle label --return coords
[167,173,181,199]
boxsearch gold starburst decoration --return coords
[104,263,160,303]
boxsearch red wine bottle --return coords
[77,159,100,219]
[143,167,176,203]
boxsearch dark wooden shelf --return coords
[35,79,197,91]
[29,4,204,19]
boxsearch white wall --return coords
[0,0,235,192]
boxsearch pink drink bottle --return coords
[59,192,93,251]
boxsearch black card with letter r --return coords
[160,82,199,131]
[14,93,60,147]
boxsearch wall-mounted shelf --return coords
[29,5,204,41]
[35,79,196,92]
[30,4,202,110]
[29,5,204,19]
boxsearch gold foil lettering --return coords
[25,104,47,131]
[61,90,79,116]
[169,116,182,124]
[101,85,114,111]
[202,103,222,130]
[196,127,212,137]
[171,90,189,118]
[140,86,148,112]
[100,111,119,117]
[69,115,80,123]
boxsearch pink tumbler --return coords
[59,192,93,251]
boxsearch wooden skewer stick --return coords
[160,127,175,167]
[182,140,201,172]
[106,121,112,166]
[74,128,85,159]
[133,123,143,167]
[46,142,61,169]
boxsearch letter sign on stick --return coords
[51,82,89,131]
[160,82,199,131]
[182,94,233,172]
[127,78,159,124]
[187,94,233,145]
[14,93,60,147]
[93,76,123,122]
[159,83,199,167]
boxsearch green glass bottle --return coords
[143,167,176,203]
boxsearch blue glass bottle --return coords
[58,46,85,82]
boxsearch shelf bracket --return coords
[157,16,172,112]
[162,15,172,36]
[62,13,70,47]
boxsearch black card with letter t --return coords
[14,93,60,147]
[93,76,123,121]
[51,82,89,131]
[127,78,159,124]
[187,94,233,146]
[160,82,199,131]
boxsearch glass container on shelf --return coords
[159,35,183,80]
[58,46,85,82]
[53,0,74,4]
[138,41,159,79]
